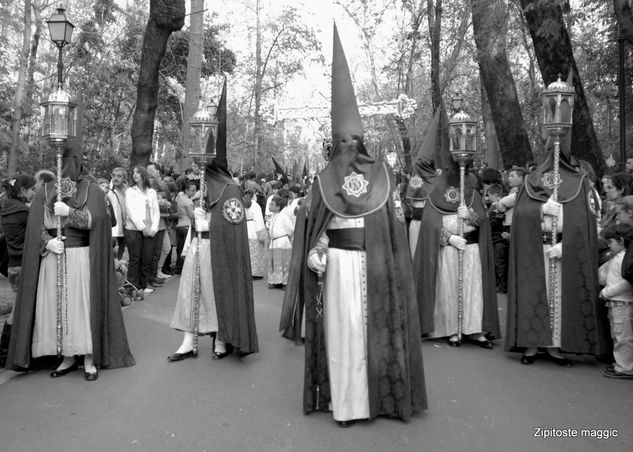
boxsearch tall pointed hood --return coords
[62,91,84,182]
[331,23,364,147]
[205,78,235,206]
[407,108,440,201]
[315,23,390,218]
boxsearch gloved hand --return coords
[307,248,327,273]
[46,237,65,254]
[546,243,562,260]
[457,206,469,219]
[194,207,209,232]
[542,197,561,217]
[54,201,71,217]
[448,234,466,250]
[193,207,206,218]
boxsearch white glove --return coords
[546,243,562,260]
[307,248,327,273]
[54,201,71,217]
[457,206,469,219]
[542,197,561,217]
[448,234,466,250]
[193,207,206,218]
[193,207,209,232]
[46,237,65,254]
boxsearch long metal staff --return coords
[55,143,65,357]
[191,173,205,355]
[314,268,324,410]
[457,163,466,342]
[548,137,561,333]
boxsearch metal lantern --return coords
[47,7,74,87]
[40,87,77,144]
[189,101,219,163]
[542,74,575,137]
[449,109,477,166]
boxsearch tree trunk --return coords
[614,0,633,44]
[472,0,533,168]
[181,0,204,156]
[427,0,441,112]
[130,0,185,168]
[252,0,262,169]
[521,0,605,175]
[8,0,32,177]
[24,0,43,141]
[481,81,501,169]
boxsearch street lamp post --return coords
[187,101,219,355]
[541,74,574,332]
[448,99,477,342]
[40,6,76,357]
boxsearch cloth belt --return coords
[606,300,633,308]
[327,228,365,251]
[463,230,479,245]
[542,232,563,245]
[47,228,89,248]
[411,207,424,220]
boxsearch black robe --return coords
[204,173,259,355]
[6,180,135,370]
[505,151,609,354]
[284,166,427,420]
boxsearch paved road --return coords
[0,276,631,452]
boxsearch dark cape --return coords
[413,171,500,338]
[283,165,427,420]
[505,151,609,354]
[5,180,136,370]
[203,167,259,355]
[0,197,29,268]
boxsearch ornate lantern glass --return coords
[47,7,74,46]
[40,87,77,144]
[449,109,477,164]
[189,101,219,163]
[541,74,575,137]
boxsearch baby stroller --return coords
[119,279,142,305]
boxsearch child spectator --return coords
[487,183,507,293]
[267,195,293,289]
[599,223,633,379]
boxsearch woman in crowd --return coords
[173,179,196,274]
[125,166,159,295]
[0,175,37,366]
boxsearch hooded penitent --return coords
[505,81,609,355]
[6,92,135,370]
[281,23,426,420]
[202,78,259,355]
[412,102,499,339]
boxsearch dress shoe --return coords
[50,361,79,378]
[167,350,197,362]
[149,280,164,288]
[448,338,462,347]
[337,420,356,428]
[212,350,229,360]
[520,354,536,365]
[544,353,573,367]
[84,370,98,381]
[154,276,166,284]
[475,339,494,349]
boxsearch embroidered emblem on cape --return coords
[409,175,423,189]
[57,177,77,199]
[393,191,405,224]
[342,172,369,198]
[222,198,245,224]
[444,186,460,204]
[541,171,562,190]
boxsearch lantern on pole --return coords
[187,101,218,355]
[40,6,76,357]
[541,73,575,331]
[448,98,478,341]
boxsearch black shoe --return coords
[84,370,98,381]
[212,351,229,360]
[167,350,197,362]
[475,339,494,349]
[545,353,573,367]
[448,338,461,347]
[150,280,164,288]
[520,354,536,365]
[337,420,356,428]
[50,361,79,378]
[154,277,166,284]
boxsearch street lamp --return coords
[541,73,575,333]
[448,101,477,342]
[187,100,218,355]
[40,5,75,357]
